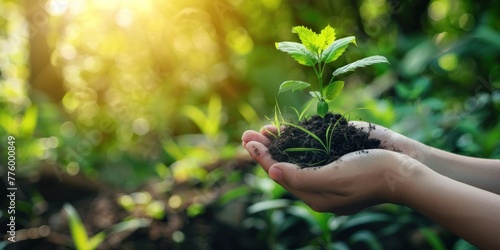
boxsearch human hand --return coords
[242,126,423,215]
[350,121,430,166]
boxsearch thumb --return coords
[268,163,293,182]
[269,163,331,192]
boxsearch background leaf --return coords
[248,199,291,214]
[64,203,90,250]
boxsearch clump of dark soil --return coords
[268,112,381,168]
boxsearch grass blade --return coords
[283,122,327,151]
[284,147,327,154]
[64,203,90,250]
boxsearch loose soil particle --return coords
[268,113,381,168]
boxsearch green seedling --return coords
[276,25,389,117]
[64,203,149,250]
[282,114,345,166]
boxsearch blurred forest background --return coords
[1,0,499,249]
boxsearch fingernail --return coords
[269,167,282,181]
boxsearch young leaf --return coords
[276,41,317,66]
[317,25,336,52]
[332,55,389,78]
[321,36,356,63]
[317,100,329,117]
[279,80,311,93]
[324,81,344,101]
[292,26,320,54]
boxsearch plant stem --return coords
[313,62,323,100]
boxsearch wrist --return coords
[381,153,428,205]
[396,157,434,207]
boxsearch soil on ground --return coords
[268,112,381,168]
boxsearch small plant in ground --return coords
[276,25,389,117]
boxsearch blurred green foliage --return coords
[1,0,499,249]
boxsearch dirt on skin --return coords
[268,112,381,168]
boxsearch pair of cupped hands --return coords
[242,121,428,215]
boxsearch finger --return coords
[349,121,395,148]
[271,149,390,193]
[242,130,272,148]
[304,193,365,215]
[269,164,357,213]
[244,141,278,172]
[349,121,385,135]
[268,163,327,203]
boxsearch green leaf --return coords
[309,91,321,99]
[218,185,251,205]
[339,212,392,230]
[321,36,356,63]
[284,121,328,151]
[64,203,90,250]
[332,55,389,78]
[87,218,149,249]
[284,147,326,153]
[279,80,311,93]
[324,81,344,101]
[418,227,446,250]
[88,232,106,250]
[317,100,329,117]
[317,25,336,52]
[275,41,317,66]
[248,199,291,214]
[291,26,319,54]
[349,230,383,250]
[19,105,37,137]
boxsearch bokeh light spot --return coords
[132,117,150,135]
[428,1,448,21]
[131,192,152,205]
[45,0,69,16]
[172,231,185,243]
[168,195,182,209]
[438,53,458,71]
[115,8,134,27]
[260,0,281,10]
[38,225,51,237]
[60,44,77,60]
[60,121,77,138]
[118,194,135,211]
[226,27,254,55]
[66,162,80,176]
[459,13,475,31]
[46,136,59,148]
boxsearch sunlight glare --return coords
[45,0,69,16]
[115,8,134,27]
